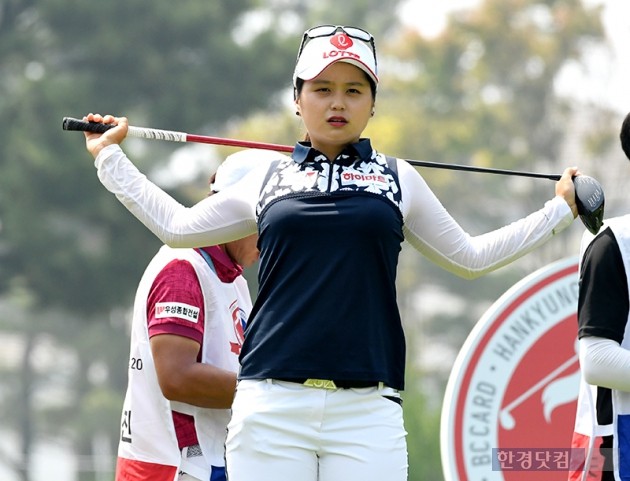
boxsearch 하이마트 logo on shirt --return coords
[340,169,389,190]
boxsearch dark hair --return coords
[294,71,377,100]
[621,112,630,161]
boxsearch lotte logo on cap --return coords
[330,33,353,50]
[441,256,581,481]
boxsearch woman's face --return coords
[295,61,375,161]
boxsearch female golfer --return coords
[83,25,579,481]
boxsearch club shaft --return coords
[63,117,560,180]
[125,124,294,152]
[402,160,559,180]
[186,133,294,152]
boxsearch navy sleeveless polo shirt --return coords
[239,139,407,390]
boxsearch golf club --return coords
[62,116,605,234]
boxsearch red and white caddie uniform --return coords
[115,245,250,481]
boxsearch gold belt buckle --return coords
[303,378,337,390]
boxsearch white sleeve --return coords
[579,336,630,392]
[95,144,260,248]
[398,159,574,279]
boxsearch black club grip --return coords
[62,117,115,134]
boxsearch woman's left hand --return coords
[555,166,579,218]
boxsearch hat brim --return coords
[296,58,378,86]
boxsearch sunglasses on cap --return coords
[296,25,377,69]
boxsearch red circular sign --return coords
[441,256,580,481]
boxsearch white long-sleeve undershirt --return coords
[579,336,630,392]
[95,144,573,280]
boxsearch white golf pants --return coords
[225,379,408,481]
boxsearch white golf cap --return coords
[211,149,286,192]
[293,32,378,87]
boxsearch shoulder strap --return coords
[384,155,399,176]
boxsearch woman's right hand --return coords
[83,113,129,159]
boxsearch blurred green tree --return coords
[0,1,288,480]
